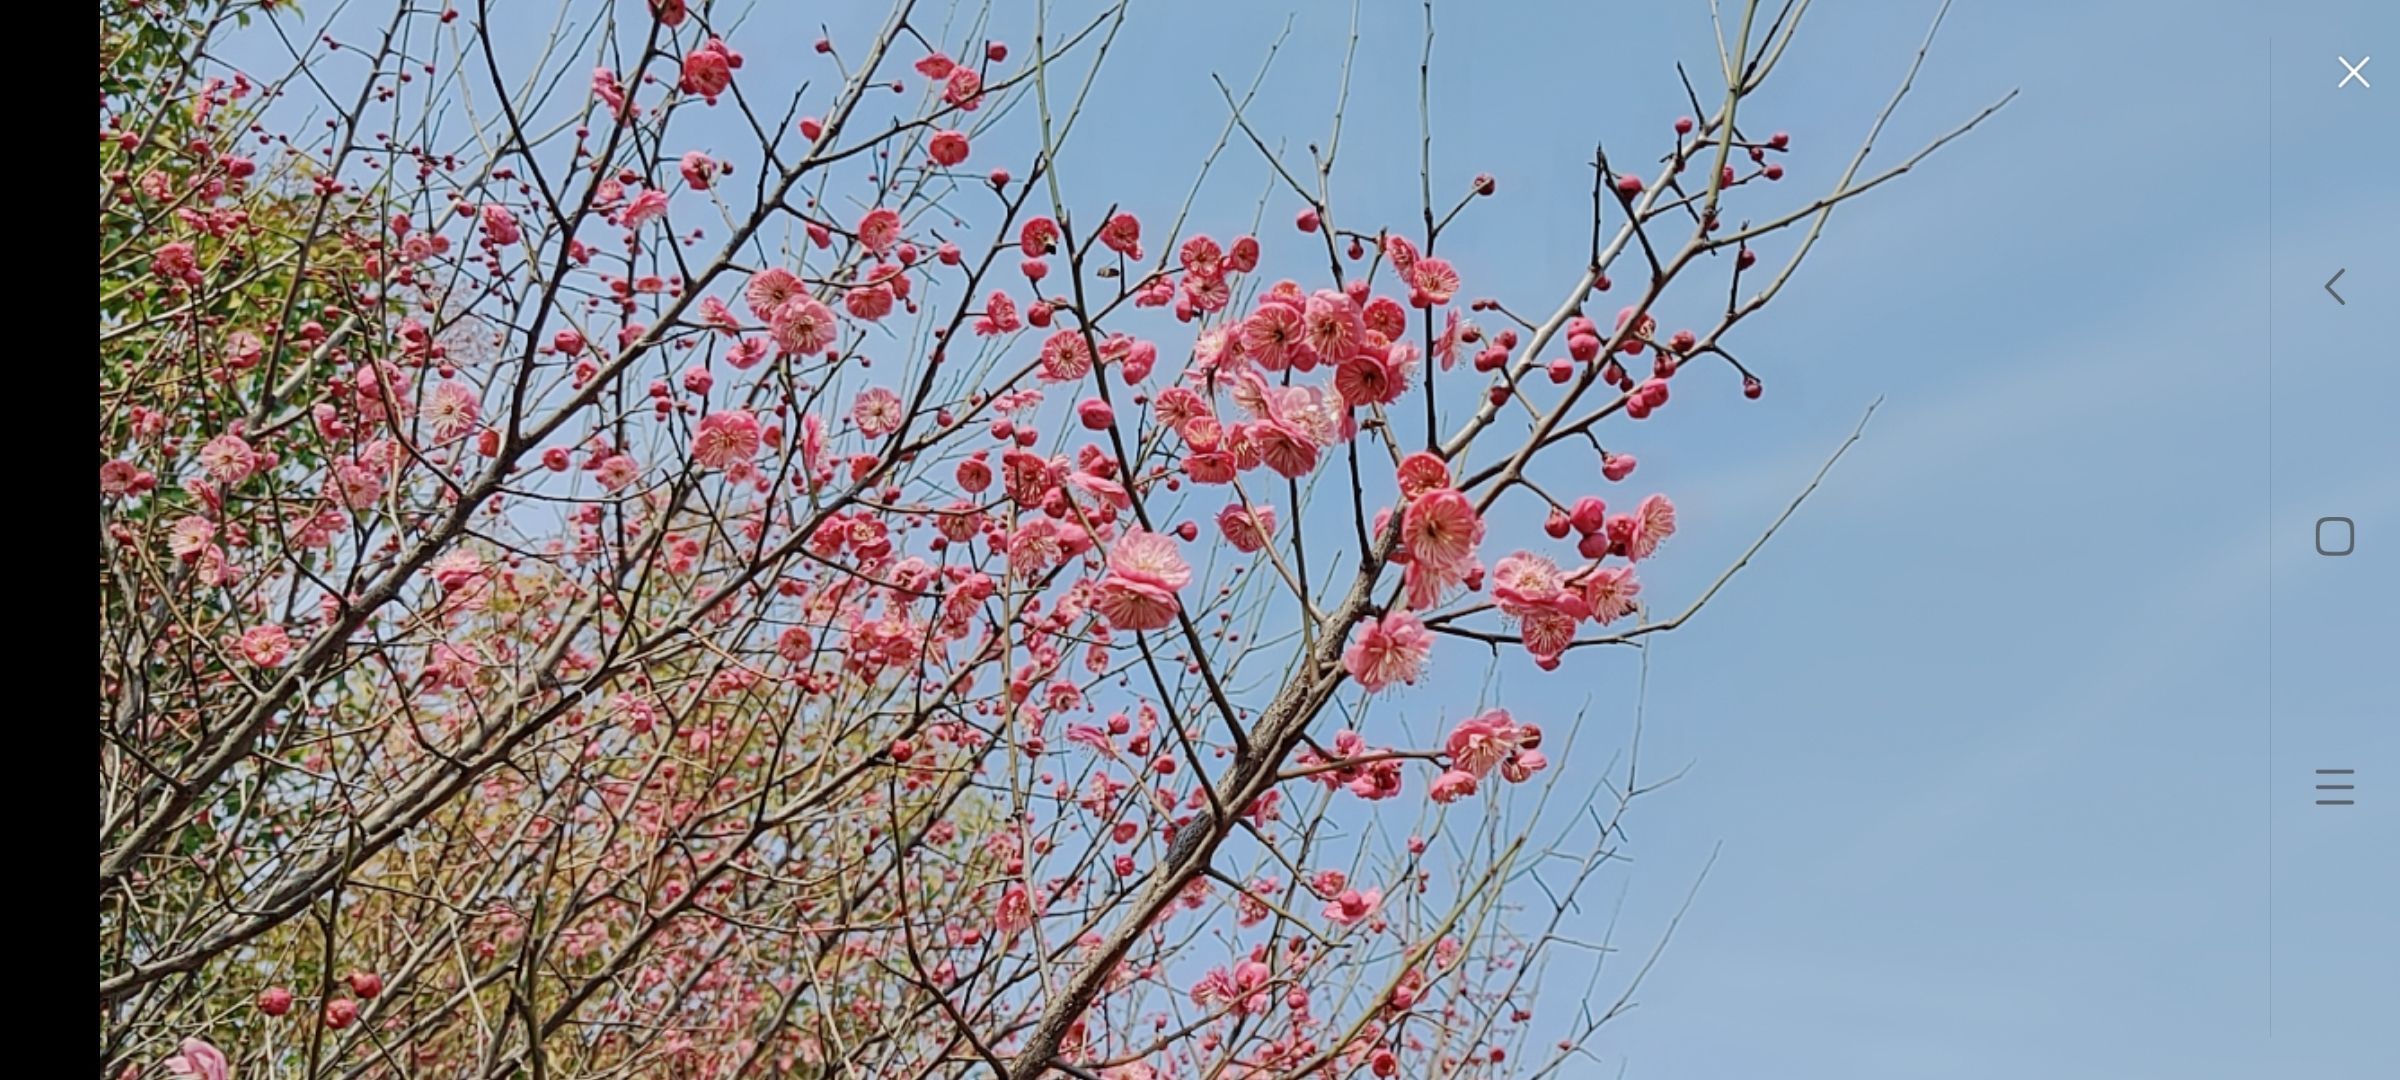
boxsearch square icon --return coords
[2315,516,2355,557]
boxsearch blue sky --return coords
[973,1,2396,1074]
[234,0,2394,1073]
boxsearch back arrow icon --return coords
[2325,269,2346,305]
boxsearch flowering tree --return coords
[98,0,2007,1076]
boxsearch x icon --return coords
[2338,55,2371,89]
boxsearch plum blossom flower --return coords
[744,268,802,320]
[1180,235,1226,281]
[1241,299,1307,371]
[843,283,895,321]
[1393,451,1451,503]
[995,882,1034,932]
[1192,963,1275,1014]
[1098,212,1143,259]
[1151,386,1211,438]
[1180,451,1234,485]
[596,454,640,492]
[622,189,669,229]
[725,336,768,370]
[168,516,216,561]
[1333,351,1406,407]
[1631,493,1677,559]
[1604,494,1678,561]
[332,461,385,510]
[1215,503,1277,553]
[1400,488,1482,571]
[1491,552,1588,623]
[1018,217,1060,257]
[198,433,259,485]
[1408,256,1460,307]
[100,460,156,498]
[973,289,1020,336]
[1249,418,1320,479]
[428,551,483,596]
[929,129,971,167]
[692,409,761,469]
[944,66,984,109]
[1434,309,1475,369]
[1269,381,1346,448]
[1301,289,1365,362]
[479,204,521,245]
[1443,708,1545,787]
[425,381,480,442]
[238,624,293,667]
[1121,338,1158,382]
[1400,552,1477,612]
[770,295,839,355]
[850,387,903,438]
[679,37,742,103]
[1348,757,1404,801]
[1324,886,1382,926]
[856,208,902,254]
[591,67,626,111]
[1037,329,1093,383]
[1237,879,1280,927]
[152,242,198,281]
[1342,610,1432,692]
[774,625,814,664]
[1095,528,1190,631]
[1428,768,1479,804]
[1580,564,1641,624]
[678,151,717,190]
[164,1038,228,1080]
[1294,733,1405,803]
[1502,748,1550,783]
[1445,710,1523,778]
[1006,519,1068,578]
[914,51,956,80]
[1519,606,1580,661]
